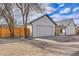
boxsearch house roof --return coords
[28,14,57,25]
[55,18,75,28]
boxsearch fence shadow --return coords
[0,37,26,44]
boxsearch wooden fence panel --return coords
[0,28,1,37]
[0,28,7,38]
[19,27,25,37]
[0,27,30,38]
[14,27,20,37]
[6,28,10,37]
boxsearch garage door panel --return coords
[34,25,53,37]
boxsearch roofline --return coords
[28,14,57,25]
[56,18,76,28]
[65,19,76,28]
[45,14,57,25]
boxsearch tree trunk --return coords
[6,20,14,38]
[10,26,14,38]
[9,18,14,38]
[23,16,28,38]
[22,15,27,38]
[24,24,27,38]
[24,4,30,38]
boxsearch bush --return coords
[77,31,79,34]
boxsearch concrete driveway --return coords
[0,37,79,55]
[35,35,79,42]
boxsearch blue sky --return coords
[46,3,79,25]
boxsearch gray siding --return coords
[65,21,75,35]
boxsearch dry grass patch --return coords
[0,41,49,56]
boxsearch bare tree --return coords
[16,3,45,38]
[0,3,15,38]
[0,3,45,38]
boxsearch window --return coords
[60,29,62,33]
[56,28,60,33]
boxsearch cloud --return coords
[73,7,79,12]
[50,12,79,25]
[50,14,64,21]
[58,3,65,8]
[45,3,65,14]
[50,12,79,20]
[71,13,79,25]
[74,19,79,25]
[60,8,71,14]
[45,6,56,14]
[28,11,44,21]
[72,13,79,19]
[44,3,65,14]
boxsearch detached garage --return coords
[28,14,56,37]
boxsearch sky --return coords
[46,3,79,25]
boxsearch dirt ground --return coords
[0,35,79,56]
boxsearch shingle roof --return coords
[55,18,75,28]
[28,14,57,25]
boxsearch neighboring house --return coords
[55,18,76,35]
[28,14,56,37]
[76,26,79,34]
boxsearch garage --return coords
[28,14,56,37]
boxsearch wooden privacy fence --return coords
[0,27,30,38]
[76,28,79,34]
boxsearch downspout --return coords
[55,25,56,36]
[65,28,66,36]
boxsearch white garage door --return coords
[35,25,53,37]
